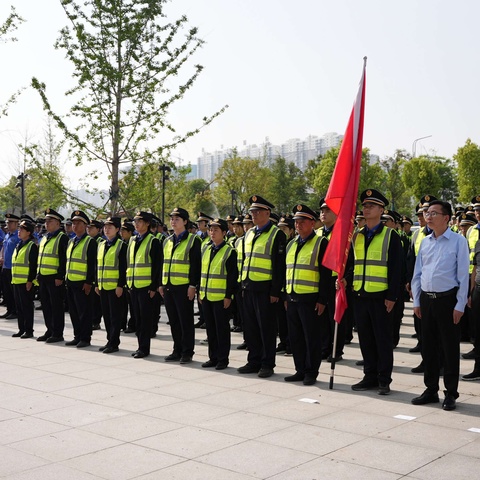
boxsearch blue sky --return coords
[1,0,478,185]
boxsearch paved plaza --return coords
[0,302,479,479]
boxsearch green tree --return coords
[402,156,443,202]
[358,148,387,196]
[380,149,410,212]
[454,138,480,203]
[432,157,458,205]
[0,176,20,214]
[308,147,339,198]
[32,0,227,215]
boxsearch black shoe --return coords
[303,375,317,386]
[321,352,330,360]
[131,350,139,357]
[202,360,217,368]
[12,331,24,338]
[355,360,364,366]
[150,333,157,338]
[232,326,243,333]
[215,362,228,370]
[180,356,192,364]
[258,367,274,378]
[194,320,205,328]
[103,347,119,354]
[285,372,305,382]
[462,370,480,381]
[275,344,286,354]
[20,333,33,339]
[65,339,80,346]
[327,355,343,362]
[5,313,17,320]
[378,383,391,395]
[99,345,108,352]
[76,341,91,348]
[284,349,293,356]
[92,324,101,331]
[35,305,43,310]
[133,351,148,358]
[462,349,476,360]
[0,312,11,318]
[351,378,378,391]
[411,362,425,373]
[237,363,261,374]
[409,344,421,353]
[411,390,439,405]
[45,336,64,343]
[442,394,456,411]
[123,327,136,334]
[236,342,247,350]
[37,334,50,342]
[411,333,418,338]
[164,353,181,362]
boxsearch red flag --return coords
[322,58,367,323]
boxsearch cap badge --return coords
[366,190,372,197]
[252,195,257,202]
[46,208,50,213]
[174,207,178,212]
[425,195,430,201]
[75,211,80,216]
[476,195,480,202]
[297,205,302,211]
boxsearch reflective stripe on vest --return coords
[234,235,245,282]
[285,235,323,294]
[467,225,480,274]
[199,243,233,301]
[12,240,34,284]
[241,225,279,282]
[316,227,337,277]
[353,227,392,293]
[97,239,122,290]
[162,232,197,286]
[66,236,92,281]
[37,232,65,276]
[126,234,154,288]
[412,228,427,256]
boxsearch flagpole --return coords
[329,316,340,389]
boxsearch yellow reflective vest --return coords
[162,232,198,286]
[353,227,393,293]
[66,235,93,282]
[37,231,65,276]
[411,227,428,256]
[242,225,279,282]
[199,243,234,301]
[234,235,245,282]
[97,238,123,290]
[467,225,480,274]
[285,235,324,295]
[316,226,337,277]
[126,234,154,288]
[12,240,34,284]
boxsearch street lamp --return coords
[412,135,432,158]
[229,189,237,215]
[159,164,171,223]
[15,172,27,214]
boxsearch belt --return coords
[422,287,458,299]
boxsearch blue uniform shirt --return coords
[2,230,21,269]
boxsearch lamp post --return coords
[15,172,27,215]
[229,189,237,215]
[412,135,432,158]
[159,164,171,223]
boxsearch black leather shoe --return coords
[133,351,148,358]
[103,347,119,354]
[20,333,33,339]
[5,313,17,320]
[236,342,247,350]
[303,375,317,386]
[285,372,305,382]
[123,327,136,333]
[37,334,50,342]
[411,362,425,373]
[92,324,101,331]
[215,362,228,370]
[12,332,24,337]
[99,345,108,352]
[77,341,91,348]
[409,344,421,353]
[65,339,80,346]
[164,353,181,362]
[442,394,456,411]
[194,320,205,328]
[275,344,286,354]
[202,360,217,368]
[45,336,64,343]
[131,350,139,357]
[180,356,192,364]
[258,367,274,378]
[411,391,439,405]
[351,379,378,391]
[462,349,476,360]
[378,382,391,395]
[327,355,343,362]
[0,312,10,318]
[237,363,261,374]
[462,370,480,381]
[355,359,365,366]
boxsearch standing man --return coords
[160,207,201,364]
[350,189,402,395]
[37,209,68,342]
[411,200,469,411]
[238,195,286,378]
[284,205,331,385]
[0,213,21,319]
[65,210,97,348]
[88,219,104,331]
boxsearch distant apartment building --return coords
[195,132,344,181]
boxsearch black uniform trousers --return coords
[39,276,65,338]
[392,297,405,348]
[67,284,93,342]
[92,291,103,326]
[202,299,231,364]
[420,291,460,397]
[276,296,289,349]
[152,291,161,335]
[164,284,195,357]
[99,289,124,348]
[355,296,394,385]
[1,268,16,314]
[130,287,154,355]
[470,285,480,370]
[287,299,323,377]
[13,283,35,334]
[243,289,277,369]
[323,279,346,358]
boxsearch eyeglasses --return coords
[424,211,445,218]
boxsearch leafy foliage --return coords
[454,138,480,203]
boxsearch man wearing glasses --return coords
[411,200,469,411]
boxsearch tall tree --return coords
[402,156,443,201]
[454,138,480,203]
[32,0,227,215]
[380,149,410,212]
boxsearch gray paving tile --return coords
[0,416,68,445]
[407,452,480,480]
[5,463,104,480]
[0,445,48,477]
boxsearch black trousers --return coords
[420,291,460,397]
[130,287,155,355]
[1,268,15,314]
[164,284,195,357]
[242,289,277,369]
[323,283,346,358]
[355,296,394,385]
[99,289,124,348]
[152,291,161,335]
[276,298,289,348]
[392,297,405,348]
[67,284,93,342]
[471,285,480,370]
[13,283,34,334]
[287,299,323,377]
[92,289,103,326]
[202,298,231,364]
[39,276,65,338]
